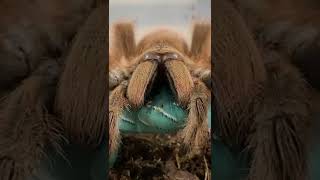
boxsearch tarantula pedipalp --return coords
[109,22,211,155]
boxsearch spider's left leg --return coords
[108,21,137,155]
[247,60,311,180]
[110,59,159,153]
[0,60,64,180]
[180,79,211,156]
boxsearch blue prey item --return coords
[119,86,187,133]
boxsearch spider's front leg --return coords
[247,61,311,180]
[55,4,108,147]
[179,79,211,156]
[0,60,64,180]
[109,59,159,154]
[176,21,211,156]
[109,81,129,155]
[167,59,211,156]
[109,21,137,155]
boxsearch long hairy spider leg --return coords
[110,22,136,60]
[55,4,108,147]
[0,60,64,180]
[109,81,129,155]
[179,79,211,156]
[189,22,211,88]
[190,22,211,60]
[247,62,311,180]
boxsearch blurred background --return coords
[109,0,211,44]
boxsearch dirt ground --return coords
[109,134,211,180]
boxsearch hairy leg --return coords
[55,4,108,147]
[190,22,211,60]
[109,81,130,155]
[110,22,136,60]
[190,67,211,89]
[189,22,211,88]
[179,22,211,155]
[0,60,64,180]
[179,79,211,156]
[108,21,136,157]
[247,60,311,180]
[109,67,131,90]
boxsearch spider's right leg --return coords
[179,79,211,157]
[109,81,129,155]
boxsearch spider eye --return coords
[162,53,179,61]
[144,53,161,61]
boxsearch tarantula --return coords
[213,0,312,180]
[108,22,211,156]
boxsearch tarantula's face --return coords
[127,36,195,108]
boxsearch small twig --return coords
[203,156,210,180]
[175,153,181,169]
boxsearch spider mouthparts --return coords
[141,61,184,108]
